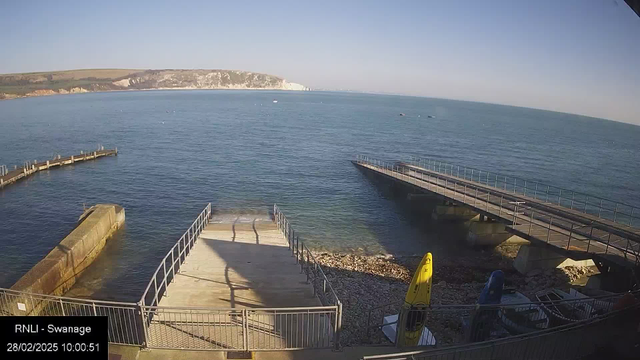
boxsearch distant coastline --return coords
[0,68,309,100]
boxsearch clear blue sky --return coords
[2,0,639,124]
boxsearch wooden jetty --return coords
[0,148,118,189]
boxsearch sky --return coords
[1,0,639,124]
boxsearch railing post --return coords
[623,240,631,260]
[177,240,181,268]
[546,185,550,203]
[395,307,407,348]
[513,202,518,225]
[60,299,65,316]
[613,204,619,222]
[163,261,168,297]
[587,226,593,253]
[558,189,562,205]
[499,195,503,216]
[486,191,490,211]
[567,223,574,250]
[296,236,300,266]
[584,196,588,213]
[529,209,534,235]
[334,302,342,351]
[153,277,158,306]
[93,302,98,316]
[171,248,175,281]
[547,218,553,243]
[242,309,249,351]
[570,192,575,209]
[138,301,149,348]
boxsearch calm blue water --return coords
[1,90,639,301]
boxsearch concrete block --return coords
[8,204,125,315]
[466,221,530,247]
[431,204,478,221]
[513,245,595,275]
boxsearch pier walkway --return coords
[157,215,318,309]
[354,156,640,269]
[0,147,117,189]
[139,204,341,351]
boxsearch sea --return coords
[1,90,639,301]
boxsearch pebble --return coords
[311,244,597,346]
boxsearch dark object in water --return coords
[399,113,405,116]
[427,115,435,118]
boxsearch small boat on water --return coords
[427,115,435,118]
[499,289,549,334]
[399,113,405,116]
[272,99,278,103]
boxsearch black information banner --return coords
[1,316,108,359]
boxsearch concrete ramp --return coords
[147,214,332,350]
[157,215,319,308]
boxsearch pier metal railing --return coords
[273,204,344,348]
[407,156,640,228]
[356,156,640,266]
[362,296,640,360]
[142,304,338,351]
[1,203,342,351]
[140,203,212,308]
[0,287,144,346]
[364,290,637,348]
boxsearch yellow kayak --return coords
[403,252,433,346]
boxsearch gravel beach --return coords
[313,244,597,346]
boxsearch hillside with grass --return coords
[0,69,308,99]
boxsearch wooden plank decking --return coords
[0,148,117,189]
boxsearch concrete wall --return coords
[431,203,478,221]
[8,204,124,314]
[513,245,595,275]
[466,220,530,247]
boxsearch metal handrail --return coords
[0,287,138,307]
[140,203,212,307]
[407,156,640,228]
[141,304,338,311]
[355,156,640,265]
[362,301,640,359]
[0,287,143,346]
[273,204,343,349]
[367,289,639,315]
